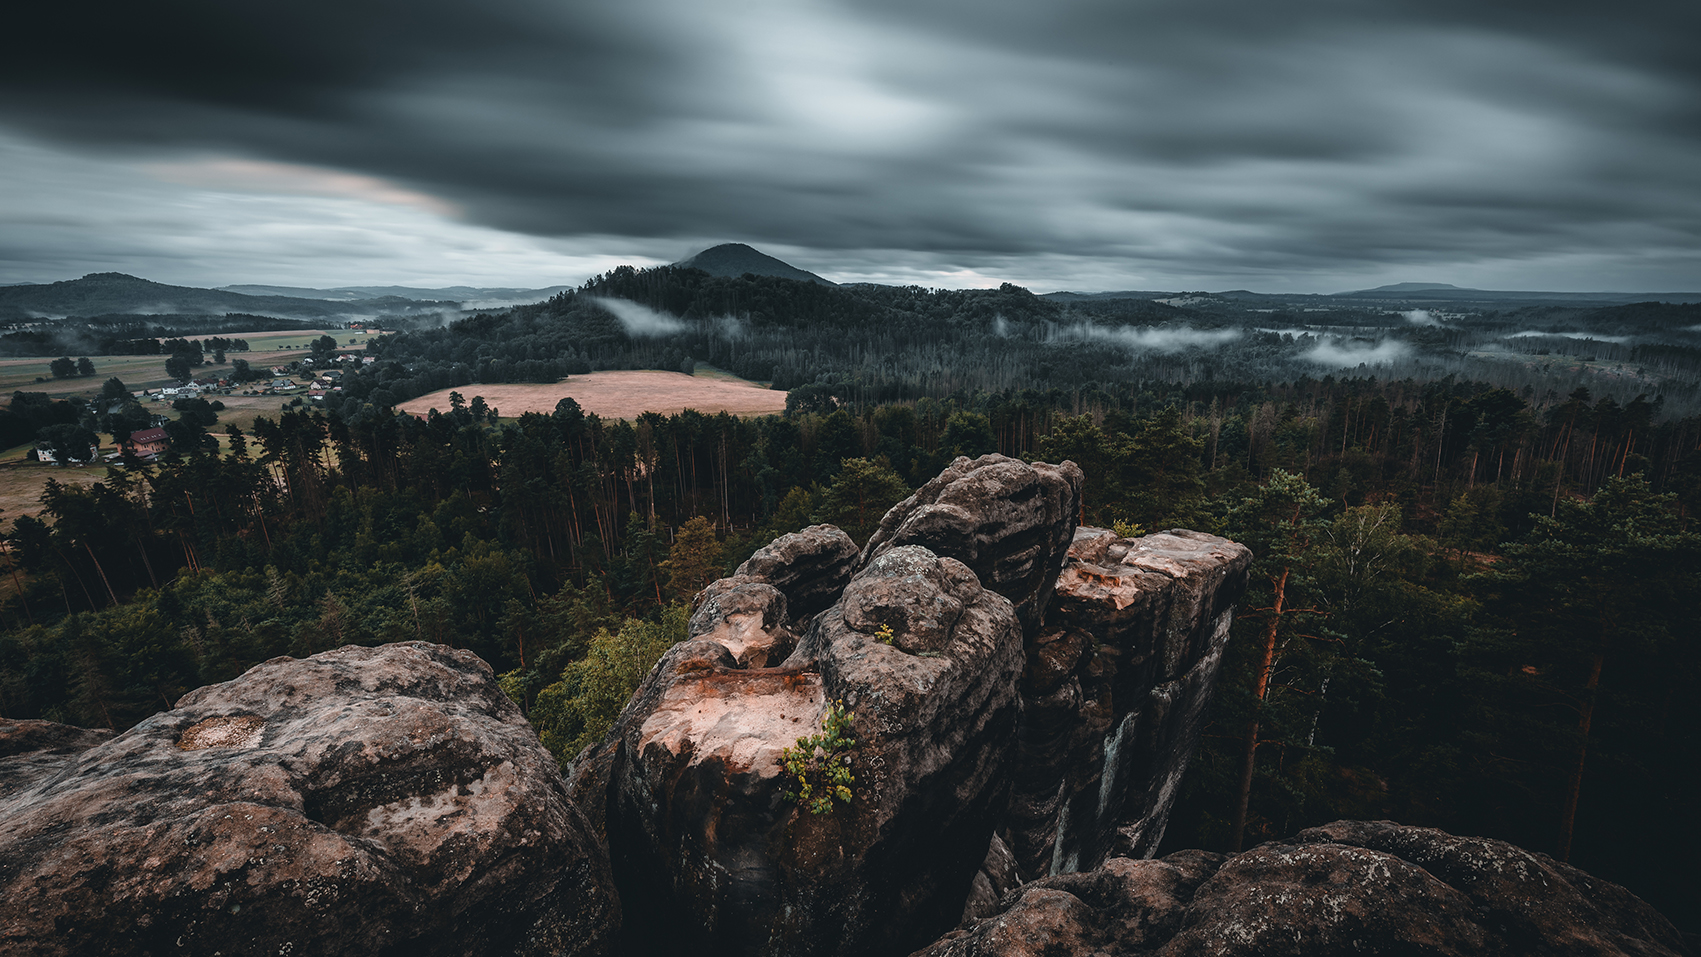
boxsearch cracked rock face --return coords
[860,454,1083,640]
[1008,527,1252,878]
[916,821,1689,957]
[735,523,862,627]
[571,545,1026,957]
[0,642,619,957]
[688,576,797,667]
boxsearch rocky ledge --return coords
[0,642,618,957]
[918,820,1690,957]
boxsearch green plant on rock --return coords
[1111,516,1147,539]
[780,699,857,815]
[875,624,895,645]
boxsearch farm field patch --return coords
[398,370,789,421]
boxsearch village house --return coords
[122,427,170,461]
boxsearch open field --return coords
[0,456,112,519]
[0,328,382,398]
[399,370,789,420]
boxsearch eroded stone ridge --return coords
[681,524,862,669]
[1008,526,1252,878]
[735,523,861,625]
[573,543,1026,957]
[915,821,1689,957]
[0,642,619,957]
[860,454,1084,639]
[688,576,796,667]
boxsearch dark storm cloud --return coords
[1,0,1697,289]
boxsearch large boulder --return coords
[0,642,619,957]
[916,821,1689,957]
[687,576,796,668]
[860,454,1083,639]
[680,525,862,669]
[571,544,1027,957]
[735,523,861,625]
[1007,527,1252,877]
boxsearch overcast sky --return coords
[1,0,1697,293]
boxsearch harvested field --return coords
[398,371,789,420]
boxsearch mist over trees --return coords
[356,265,1701,421]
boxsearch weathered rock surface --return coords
[915,821,1690,957]
[0,718,113,799]
[860,454,1084,638]
[571,544,1027,957]
[687,576,796,667]
[735,523,861,625]
[959,833,1024,925]
[1008,526,1252,878]
[0,642,619,957]
[681,525,861,668]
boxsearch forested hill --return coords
[365,262,1701,414]
[0,272,459,322]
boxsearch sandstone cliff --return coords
[570,455,1254,956]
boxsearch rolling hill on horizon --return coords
[0,272,465,323]
[673,243,836,286]
[6,257,1701,326]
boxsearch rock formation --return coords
[0,642,619,957]
[569,455,1271,956]
[1007,527,1253,878]
[570,544,1028,957]
[916,820,1691,957]
[861,454,1084,639]
[569,455,1096,956]
[736,523,862,625]
[681,524,862,669]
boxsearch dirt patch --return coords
[0,460,112,519]
[398,371,790,421]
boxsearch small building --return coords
[35,444,95,465]
[123,427,170,460]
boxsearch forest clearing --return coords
[398,369,789,420]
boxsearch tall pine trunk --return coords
[1230,566,1288,852]
[1559,644,1605,862]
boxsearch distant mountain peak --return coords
[674,243,835,286]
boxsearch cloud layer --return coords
[1,0,1698,290]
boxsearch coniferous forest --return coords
[2,265,1698,931]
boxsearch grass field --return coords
[398,368,789,421]
[0,455,112,519]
